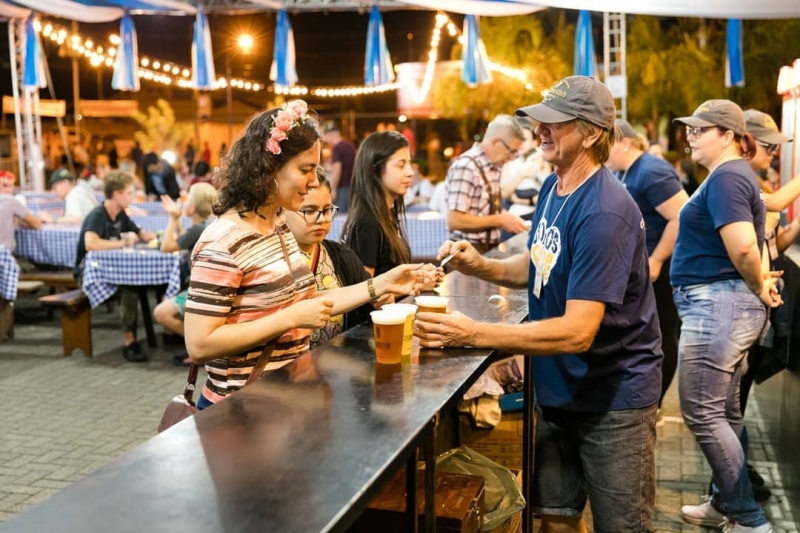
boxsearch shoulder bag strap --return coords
[463,155,501,245]
[182,222,297,402]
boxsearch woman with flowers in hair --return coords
[184,101,433,409]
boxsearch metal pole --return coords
[8,19,26,187]
[72,21,80,141]
[226,55,232,147]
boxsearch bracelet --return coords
[367,277,378,302]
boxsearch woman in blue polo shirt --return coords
[672,100,781,533]
[606,120,688,424]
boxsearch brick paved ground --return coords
[1,294,797,531]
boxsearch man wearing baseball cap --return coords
[415,76,661,532]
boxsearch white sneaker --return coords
[681,498,726,529]
[723,521,774,533]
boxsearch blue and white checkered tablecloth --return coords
[26,200,66,213]
[81,249,183,308]
[327,212,447,260]
[0,246,20,301]
[17,192,58,201]
[14,226,80,268]
[130,202,166,214]
[130,215,194,232]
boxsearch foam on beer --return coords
[415,295,448,312]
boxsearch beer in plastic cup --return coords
[381,303,417,358]
[371,310,406,364]
[415,295,449,314]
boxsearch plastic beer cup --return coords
[415,295,449,314]
[381,303,417,358]
[370,310,406,364]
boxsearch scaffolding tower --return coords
[8,18,45,192]
[603,12,627,121]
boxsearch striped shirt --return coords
[445,142,502,245]
[185,217,316,404]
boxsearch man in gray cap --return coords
[414,75,662,532]
[49,167,99,224]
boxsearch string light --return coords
[32,14,530,99]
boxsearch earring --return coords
[274,178,279,189]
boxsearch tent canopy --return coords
[2,0,799,20]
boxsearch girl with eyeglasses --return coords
[184,103,433,409]
[672,100,781,533]
[285,169,376,347]
[342,131,414,276]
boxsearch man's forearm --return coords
[472,315,597,356]
[468,252,529,289]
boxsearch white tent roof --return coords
[2,0,799,20]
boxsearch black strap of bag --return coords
[181,224,297,405]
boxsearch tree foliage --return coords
[430,13,572,138]
[130,99,193,154]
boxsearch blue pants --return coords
[674,279,768,527]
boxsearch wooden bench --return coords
[0,281,45,343]
[38,289,92,357]
[20,271,79,290]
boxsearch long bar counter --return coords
[1,247,530,532]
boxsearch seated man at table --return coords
[74,170,156,363]
[153,182,217,365]
[49,167,99,224]
[143,152,180,201]
[0,170,43,271]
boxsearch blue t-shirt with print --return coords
[670,159,765,287]
[620,153,684,256]
[527,167,662,412]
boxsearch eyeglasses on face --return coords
[756,141,779,156]
[298,205,339,224]
[498,138,518,157]
[685,126,711,138]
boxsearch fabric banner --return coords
[725,19,745,88]
[22,15,46,90]
[574,10,597,78]
[111,13,140,91]
[270,9,299,87]
[364,5,395,86]
[192,11,216,90]
[461,15,492,87]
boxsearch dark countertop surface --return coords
[2,239,530,533]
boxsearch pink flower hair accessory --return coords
[266,100,310,155]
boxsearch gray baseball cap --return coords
[615,119,639,140]
[673,99,746,136]
[744,109,791,145]
[49,167,75,186]
[516,76,616,131]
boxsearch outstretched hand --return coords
[413,311,478,349]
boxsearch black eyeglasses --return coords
[756,141,779,156]
[498,138,518,157]
[298,205,339,224]
[685,126,711,138]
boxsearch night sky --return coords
[0,9,460,103]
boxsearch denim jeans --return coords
[531,403,657,532]
[673,279,767,527]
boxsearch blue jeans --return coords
[673,279,767,527]
[531,404,657,532]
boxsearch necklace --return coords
[539,166,599,227]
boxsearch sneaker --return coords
[722,520,774,533]
[122,341,147,363]
[681,498,726,529]
[747,464,766,488]
[753,484,772,503]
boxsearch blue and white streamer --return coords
[725,19,745,88]
[270,10,299,87]
[364,5,395,86]
[111,13,140,91]
[461,14,492,87]
[574,10,597,78]
[22,14,45,89]
[192,11,216,90]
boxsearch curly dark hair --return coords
[342,131,411,265]
[213,106,322,217]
